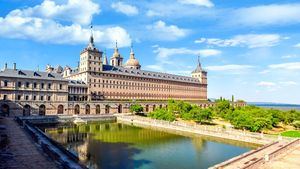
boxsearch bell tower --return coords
[110,41,123,67]
[191,56,207,84]
[79,25,103,73]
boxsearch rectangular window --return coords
[26,82,30,88]
[33,95,36,100]
[59,84,63,90]
[48,83,51,89]
[33,83,37,88]
[18,82,22,88]
[47,96,51,101]
[25,95,29,100]
[41,83,44,89]
[3,95,7,100]
[17,95,21,100]
[4,81,8,87]
[40,96,44,101]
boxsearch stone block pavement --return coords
[0,117,58,169]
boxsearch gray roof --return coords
[102,65,200,84]
[0,68,68,81]
[68,80,87,87]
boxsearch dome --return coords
[125,58,140,67]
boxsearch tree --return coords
[148,108,176,121]
[129,104,143,113]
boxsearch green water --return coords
[42,122,255,169]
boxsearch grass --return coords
[281,130,300,138]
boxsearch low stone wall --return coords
[116,115,278,145]
[17,118,87,169]
[267,139,300,161]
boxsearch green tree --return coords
[129,104,143,113]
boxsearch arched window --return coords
[96,105,100,114]
[118,104,122,113]
[86,104,90,114]
[57,105,64,114]
[75,104,80,114]
[23,104,31,116]
[39,105,46,116]
[105,105,110,114]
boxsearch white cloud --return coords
[268,62,300,70]
[178,0,214,8]
[111,2,139,16]
[146,20,190,41]
[205,65,254,71]
[281,55,297,59]
[258,81,276,87]
[195,34,282,48]
[294,43,300,48]
[10,0,100,25]
[153,47,221,59]
[0,0,131,48]
[231,4,300,27]
[279,81,298,86]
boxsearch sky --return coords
[0,0,299,104]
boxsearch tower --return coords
[79,25,103,73]
[103,49,109,65]
[124,44,141,69]
[110,41,123,67]
[191,56,207,84]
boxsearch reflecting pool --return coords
[41,122,256,169]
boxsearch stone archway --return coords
[57,105,64,114]
[1,104,9,116]
[118,104,122,114]
[85,104,90,115]
[105,105,110,114]
[96,105,100,114]
[23,104,31,116]
[75,104,80,114]
[152,105,156,111]
[145,105,149,112]
[39,105,46,116]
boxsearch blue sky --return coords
[0,0,300,104]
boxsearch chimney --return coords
[13,63,16,70]
[4,63,7,70]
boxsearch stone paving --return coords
[259,143,300,169]
[0,117,58,169]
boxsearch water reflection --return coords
[42,122,254,169]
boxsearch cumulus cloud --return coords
[0,0,132,48]
[205,65,254,71]
[195,34,282,48]
[153,47,221,59]
[268,62,300,70]
[294,43,300,48]
[230,4,300,27]
[146,20,190,41]
[258,81,276,87]
[178,0,214,8]
[111,2,139,16]
[10,0,100,25]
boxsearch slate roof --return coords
[101,65,200,84]
[68,80,87,87]
[0,68,67,81]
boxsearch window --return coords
[3,95,7,100]
[4,80,8,87]
[17,95,21,100]
[26,82,30,88]
[41,83,44,89]
[40,96,44,101]
[33,83,37,88]
[48,83,51,89]
[59,84,63,90]
[25,95,29,100]
[18,82,22,88]
[47,96,51,101]
[33,95,36,100]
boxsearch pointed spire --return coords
[103,49,108,65]
[192,55,202,73]
[87,24,95,49]
[114,40,118,52]
[130,43,135,59]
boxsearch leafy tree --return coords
[148,108,176,121]
[130,104,143,113]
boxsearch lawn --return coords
[281,130,300,138]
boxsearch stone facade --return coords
[0,33,209,116]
